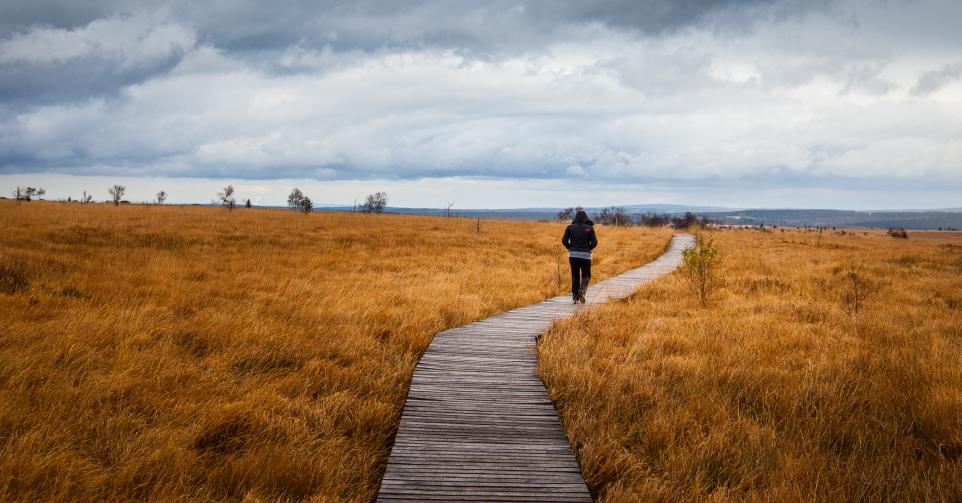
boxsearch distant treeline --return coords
[556,207,709,229]
[706,209,962,230]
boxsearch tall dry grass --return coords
[0,200,671,502]
[539,227,962,502]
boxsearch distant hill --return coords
[619,203,739,213]
[316,205,962,230]
[704,209,962,230]
[323,203,736,221]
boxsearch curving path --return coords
[377,234,695,502]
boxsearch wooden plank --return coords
[380,491,591,498]
[376,234,694,502]
[382,470,587,481]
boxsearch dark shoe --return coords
[579,293,586,304]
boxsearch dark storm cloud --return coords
[0,0,796,109]
[179,0,790,51]
[0,9,196,108]
[0,0,119,34]
[1,0,961,199]
[1,0,806,52]
[0,57,184,109]
[0,0,813,110]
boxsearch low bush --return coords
[682,235,719,306]
[887,227,909,238]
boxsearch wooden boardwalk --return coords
[377,234,695,502]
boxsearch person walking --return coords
[561,210,597,304]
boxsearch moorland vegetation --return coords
[539,227,962,502]
[0,201,670,502]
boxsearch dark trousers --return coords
[569,257,591,299]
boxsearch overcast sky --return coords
[1,0,960,209]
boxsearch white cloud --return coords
[7,28,962,183]
[0,11,196,66]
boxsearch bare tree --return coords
[36,188,45,200]
[245,198,252,209]
[639,212,670,227]
[217,184,236,212]
[446,201,455,218]
[362,191,388,213]
[671,212,701,230]
[556,207,575,221]
[12,187,24,202]
[609,207,629,226]
[588,207,630,225]
[593,207,612,225]
[108,185,125,206]
[156,190,167,204]
[287,188,304,211]
[300,196,313,214]
[82,190,93,204]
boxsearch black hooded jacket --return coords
[562,219,598,253]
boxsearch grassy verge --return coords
[540,227,962,502]
[0,201,671,502]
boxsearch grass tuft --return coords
[0,259,29,295]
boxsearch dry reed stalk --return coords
[539,227,962,502]
[0,200,671,502]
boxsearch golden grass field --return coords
[539,227,962,502]
[0,200,671,502]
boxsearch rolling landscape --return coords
[2,200,960,501]
[333,205,962,230]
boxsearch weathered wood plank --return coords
[376,234,694,502]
